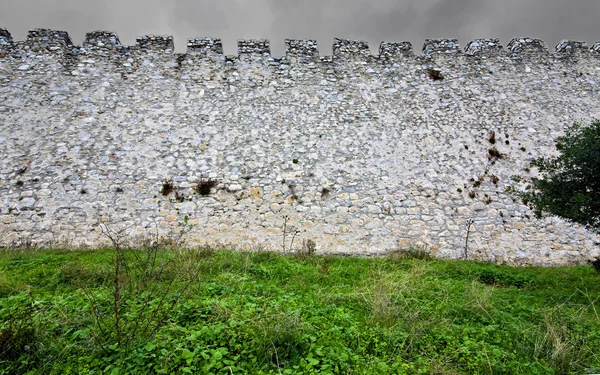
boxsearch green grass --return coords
[0,247,599,374]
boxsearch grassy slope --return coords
[0,248,599,374]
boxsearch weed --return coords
[427,68,444,81]
[363,273,404,328]
[160,179,175,196]
[0,303,37,372]
[287,184,300,202]
[463,280,494,319]
[193,176,217,196]
[488,147,504,163]
[387,244,433,261]
[464,218,474,260]
[175,54,185,70]
[255,313,308,369]
[281,215,299,253]
[529,309,592,374]
[473,268,531,288]
[295,239,317,258]
[174,191,185,202]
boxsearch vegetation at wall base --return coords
[0,247,599,374]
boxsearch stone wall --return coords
[1,28,599,265]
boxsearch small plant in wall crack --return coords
[160,179,175,196]
[193,176,218,196]
[159,179,187,202]
[426,68,444,81]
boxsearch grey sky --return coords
[1,0,599,56]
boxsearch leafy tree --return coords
[517,120,600,232]
[514,120,600,271]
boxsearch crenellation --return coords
[464,38,503,56]
[135,35,174,52]
[422,39,460,55]
[378,41,413,59]
[554,40,588,55]
[590,42,600,55]
[0,28,12,45]
[237,39,270,58]
[333,38,371,58]
[187,37,224,55]
[25,28,73,51]
[83,31,121,49]
[507,37,548,56]
[285,39,319,58]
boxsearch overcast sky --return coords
[1,0,599,56]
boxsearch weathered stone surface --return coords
[423,39,460,54]
[555,40,588,55]
[464,38,503,56]
[285,39,319,58]
[0,29,599,265]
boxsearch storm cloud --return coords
[1,0,599,55]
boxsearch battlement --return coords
[333,38,371,58]
[238,39,270,58]
[83,31,121,49]
[0,28,11,45]
[507,38,548,55]
[379,41,413,59]
[422,39,460,54]
[1,28,599,61]
[135,35,174,52]
[464,39,503,56]
[187,38,223,55]
[285,39,319,58]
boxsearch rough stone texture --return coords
[83,31,121,50]
[507,38,548,55]
[333,39,370,58]
[238,39,270,59]
[1,29,600,265]
[135,35,174,52]
[379,41,413,59]
[187,38,223,56]
[0,28,12,45]
[554,40,588,55]
[465,39,503,56]
[285,39,319,58]
[423,39,460,55]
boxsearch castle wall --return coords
[1,29,599,265]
